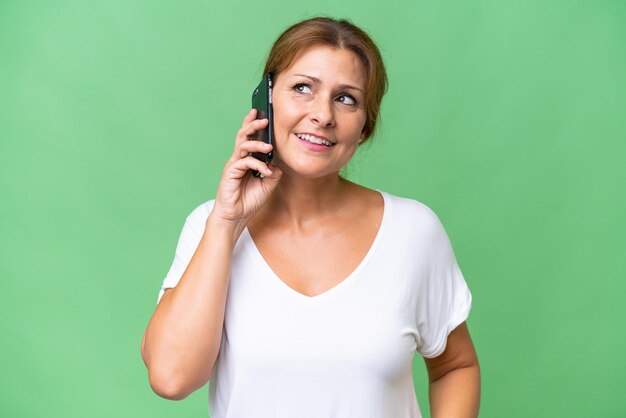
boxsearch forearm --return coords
[142,214,243,399]
[429,364,481,418]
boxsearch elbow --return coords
[142,335,193,400]
[148,370,193,400]
[141,334,214,400]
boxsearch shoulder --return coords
[185,199,215,222]
[380,191,443,229]
[178,199,216,236]
[379,191,455,254]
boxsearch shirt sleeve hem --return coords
[157,282,176,304]
[420,292,473,359]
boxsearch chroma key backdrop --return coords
[1,1,625,417]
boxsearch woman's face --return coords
[271,45,367,179]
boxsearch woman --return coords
[141,17,480,418]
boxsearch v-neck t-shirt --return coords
[157,191,472,418]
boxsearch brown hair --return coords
[263,17,388,142]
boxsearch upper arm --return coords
[423,322,479,383]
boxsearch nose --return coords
[309,96,335,128]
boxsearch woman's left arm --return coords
[424,322,481,418]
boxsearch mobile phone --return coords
[250,73,274,172]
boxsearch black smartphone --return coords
[250,73,274,170]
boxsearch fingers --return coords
[262,162,283,184]
[235,113,268,147]
[235,139,273,159]
[240,108,257,128]
[230,110,271,161]
[226,109,275,174]
[213,111,281,223]
[224,155,273,179]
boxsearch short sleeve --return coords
[414,208,472,358]
[157,200,214,303]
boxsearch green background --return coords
[1,1,625,417]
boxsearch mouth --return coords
[294,132,336,147]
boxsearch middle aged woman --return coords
[142,17,480,418]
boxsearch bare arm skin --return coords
[141,216,243,400]
[141,110,283,400]
[424,322,481,418]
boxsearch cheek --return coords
[273,101,302,133]
[346,113,367,138]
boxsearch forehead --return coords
[281,45,367,88]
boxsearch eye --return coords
[293,83,312,94]
[336,94,357,106]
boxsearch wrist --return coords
[205,212,247,245]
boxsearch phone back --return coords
[250,74,274,164]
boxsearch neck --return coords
[261,171,350,229]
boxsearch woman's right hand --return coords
[212,109,283,229]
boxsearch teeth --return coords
[296,133,333,146]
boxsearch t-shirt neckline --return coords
[242,190,390,304]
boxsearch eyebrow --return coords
[293,74,364,93]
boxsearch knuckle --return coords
[246,156,260,166]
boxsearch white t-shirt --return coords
[158,191,472,418]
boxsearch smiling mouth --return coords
[294,133,335,146]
